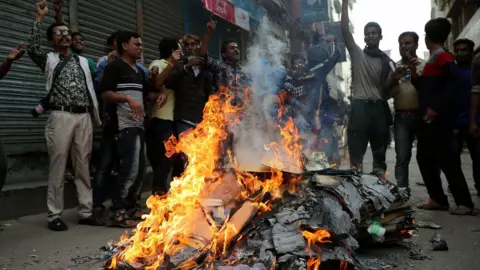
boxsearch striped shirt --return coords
[100,59,148,131]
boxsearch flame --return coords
[301,226,332,270]
[109,87,303,269]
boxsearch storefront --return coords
[185,0,260,60]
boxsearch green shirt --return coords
[71,49,97,74]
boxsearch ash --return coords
[104,168,414,270]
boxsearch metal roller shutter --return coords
[143,0,184,67]
[78,0,137,64]
[0,0,69,155]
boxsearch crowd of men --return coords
[0,0,479,232]
[340,0,479,215]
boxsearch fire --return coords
[108,87,304,269]
[301,226,333,270]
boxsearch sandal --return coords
[107,212,138,228]
[417,199,449,211]
[449,206,477,216]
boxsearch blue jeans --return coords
[112,127,146,212]
[92,127,118,208]
[394,113,417,188]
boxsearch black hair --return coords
[107,31,121,46]
[158,37,179,59]
[116,31,141,55]
[398,31,419,44]
[364,22,382,35]
[221,40,237,55]
[425,18,451,44]
[46,22,68,41]
[453,38,475,52]
[71,32,84,39]
[290,54,306,66]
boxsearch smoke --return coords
[230,19,288,168]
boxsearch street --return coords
[0,148,480,270]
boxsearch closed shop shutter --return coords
[143,0,184,67]
[0,0,69,155]
[78,0,137,64]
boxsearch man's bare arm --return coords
[53,0,64,23]
[201,20,216,55]
[341,0,356,51]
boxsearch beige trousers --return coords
[45,111,93,221]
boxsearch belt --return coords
[52,105,91,114]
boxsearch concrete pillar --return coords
[68,0,79,32]
[136,0,144,37]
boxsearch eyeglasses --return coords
[55,29,71,37]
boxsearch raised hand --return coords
[207,19,217,34]
[168,49,182,65]
[6,42,25,62]
[36,0,48,21]
[53,0,63,13]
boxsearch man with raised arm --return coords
[26,0,102,231]
[340,0,405,179]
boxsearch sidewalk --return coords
[0,167,153,220]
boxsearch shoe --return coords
[48,218,68,231]
[79,215,105,226]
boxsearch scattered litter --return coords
[416,221,442,230]
[409,248,430,260]
[430,233,448,251]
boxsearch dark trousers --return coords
[320,125,340,165]
[146,119,193,195]
[347,99,390,173]
[0,142,7,192]
[146,118,176,195]
[416,121,474,208]
[451,125,480,192]
[92,128,118,208]
[394,112,417,188]
[112,127,146,212]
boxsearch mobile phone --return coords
[405,51,414,61]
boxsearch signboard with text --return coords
[202,0,236,25]
[301,0,328,24]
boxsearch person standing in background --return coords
[451,38,480,196]
[101,31,151,227]
[341,0,404,179]
[146,38,181,195]
[413,18,475,215]
[0,43,25,193]
[390,32,426,192]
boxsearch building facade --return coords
[0,0,291,188]
[431,0,480,51]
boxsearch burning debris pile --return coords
[106,167,414,270]
[101,86,414,269]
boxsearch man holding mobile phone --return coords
[389,32,426,193]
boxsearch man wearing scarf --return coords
[341,0,404,178]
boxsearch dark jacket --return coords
[412,47,458,125]
[165,65,213,123]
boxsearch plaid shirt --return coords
[284,72,316,99]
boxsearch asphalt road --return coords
[0,148,479,270]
